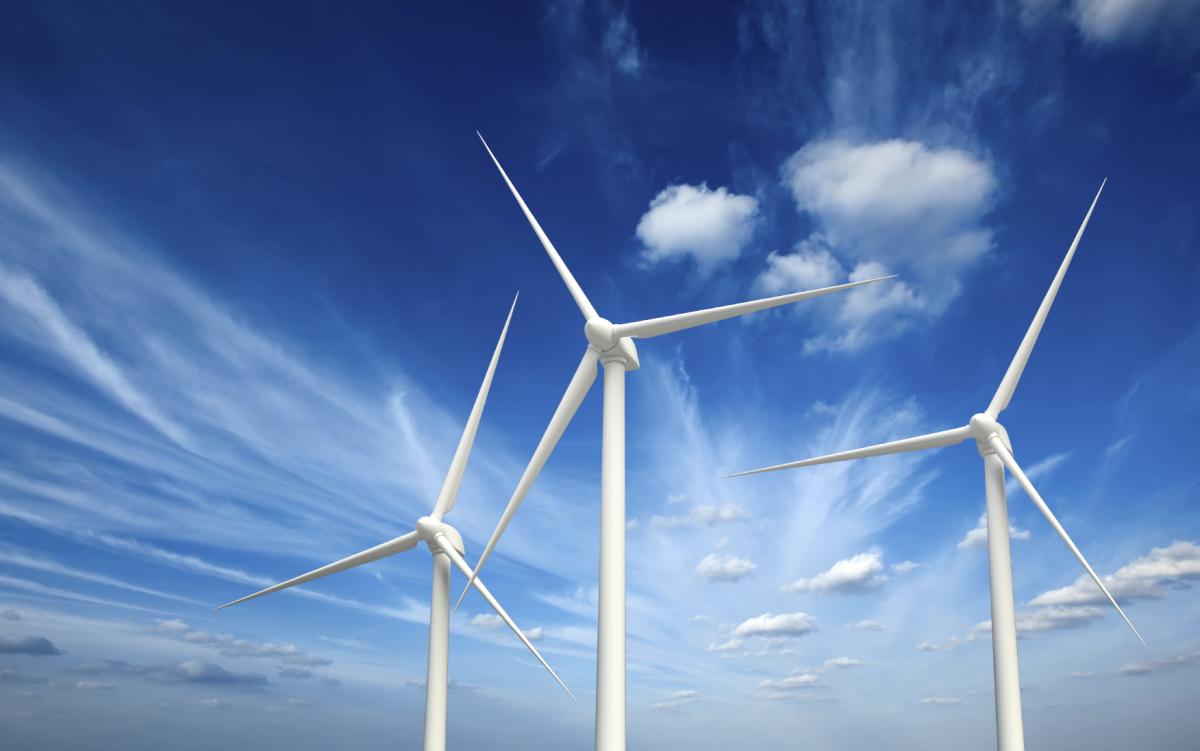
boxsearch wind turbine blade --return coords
[455,347,599,611]
[434,536,576,701]
[988,436,1145,646]
[432,293,518,519]
[727,425,970,478]
[987,180,1105,417]
[216,531,421,610]
[613,276,895,341]
[477,132,598,321]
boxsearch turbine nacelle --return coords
[969,412,1012,455]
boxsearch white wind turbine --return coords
[729,181,1143,751]
[217,296,574,751]
[460,133,895,751]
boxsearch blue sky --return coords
[1,1,1198,748]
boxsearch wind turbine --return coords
[461,133,895,751]
[217,296,574,751]
[729,181,1143,751]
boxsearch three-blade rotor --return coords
[460,134,897,609]
[217,295,574,698]
[728,181,1143,645]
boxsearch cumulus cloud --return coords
[147,619,330,667]
[848,619,885,632]
[754,237,844,295]
[470,614,503,631]
[925,603,1106,651]
[525,626,544,642]
[0,635,63,656]
[891,560,920,575]
[787,550,888,593]
[958,512,1031,550]
[758,672,820,692]
[823,657,865,669]
[696,553,757,582]
[767,138,996,352]
[166,659,267,686]
[649,503,751,529]
[637,184,760,275]
[1029,541,1200,607]
[734,612,817,638]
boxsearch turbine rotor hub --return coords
[584,317,618,350]
[416,516,465,554]
[969,412,1012,454]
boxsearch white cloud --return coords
[891,560,920,575]
[708,637,743,653]
[848,619,885,632]
[651,689,699,711]
[1016,606,1105,633]
[0,265,191,449]
[147,619,331,666]
[470,614,503,631]
[1069,0,1200,48]
[1029,540,1200,606]
[754,237,844,295]
[823,657,864,669]
[958,512,1031,550]
[917,638,963,652]
[734,612,817,638]
[787,550,887,593]
[74,680,116,691]
[637,184,760,275]
[918,697,963,706]
[524,626,544,642]
[759,672,820,690]
[650,503,751,529]
[602,11,645,76]
[696,553,757,582]
[1119,648,1200,676]
[774,138,997,352]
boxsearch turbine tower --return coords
[729,181,1143,751]
[463,133,895,751]
[218,296,573,751]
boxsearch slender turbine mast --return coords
[464,134,895,751]
[218,296,573,751]
[729,181,1143,751]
